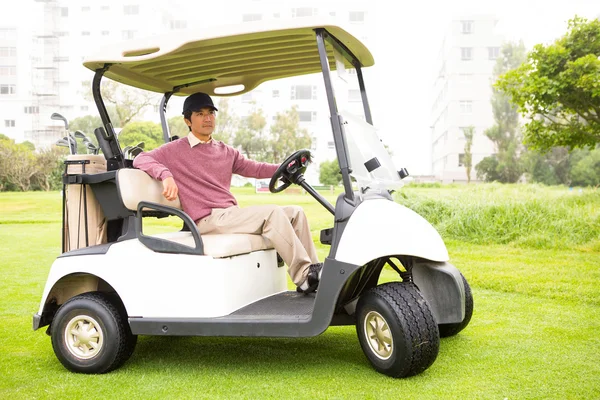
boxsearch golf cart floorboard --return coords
[229,291,315,319]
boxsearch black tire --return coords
[438,274,473,338]
[51,292,135,373]
[356,282,440,378]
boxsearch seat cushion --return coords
[151,231,273,258]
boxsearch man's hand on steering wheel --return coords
[269,149,313,193]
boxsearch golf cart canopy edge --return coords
[82,18,374,96]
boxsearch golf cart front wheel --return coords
[51,292,135,373]
[356,282,440,378]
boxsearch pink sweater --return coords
[133,138,278,222]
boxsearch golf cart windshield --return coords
[341,111,404,191]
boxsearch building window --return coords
[461,47,472,61]
[242,14,262,22]
[311,136,317,151]
[101,31,109,36]
[349,11,365,22]
[60,7,68,17]
[291,85,316,100]
[0,84,16,94]
[0,66,16,76]
[292,8,316,18]
[123,5,139,15]
[298,111,317,122]
[460,101,473,114]
[122,30,135,40]
[56,31,69,37]
[461,20,473,34]
[53,56,69,62]
[24,106,39,114]
[348,89,361,102]
[0,47,17,57]
[458,153,465,167]
[170,20,187,30]
[272,90,279,98]
[273,13,280,18]
[329,11,336,17]
[80,105,89,112]
[327,141,335,149]
[81,6,91,11]
[4,119,15,128]
[100,5,110,11]
[81,31,90,36]
[488,47,500,60]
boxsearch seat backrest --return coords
[117,168,181,211]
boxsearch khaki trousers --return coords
[197,205,319,286]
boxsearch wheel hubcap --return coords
[364,311,393,360]
[64,315,104,359]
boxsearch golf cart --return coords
[34,18,473,378]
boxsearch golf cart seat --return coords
[117,168,273,258]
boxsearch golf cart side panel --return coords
[412,261,466,324]
[36,243,286,320]
[128,258,362,337]
[335,199,449,266]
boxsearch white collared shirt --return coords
[187,132,213,148]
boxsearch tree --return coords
[81,80,156,128]
[118,121,164,150]
[462,126,475,183]
[570,147,600,187]
[522,147,572,185]
[477,41,527,183]
[213,98,238,143]
[496,17,600,151]
[233,106,269,160]
[168,115,188,139]
[32,147,68,191]
[268,106,312,163]
[0,139,37,191]
[70,115,103,137]
[319,159,342,186]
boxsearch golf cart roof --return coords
[83,18,374,96]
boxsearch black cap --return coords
[182,92,218,114]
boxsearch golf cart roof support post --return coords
[92,66,115,137]
[355,65,373,125]
[315,28,354,202]
[93,65,125,167]
[159,92,174,143]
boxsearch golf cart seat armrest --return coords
[136,201,204,255]
[116,168,182,211]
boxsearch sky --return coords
[5,0,599,174]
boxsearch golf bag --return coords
[62,154,107,252]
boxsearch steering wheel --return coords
[269,149,313,193]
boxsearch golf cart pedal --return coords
[320,227,333,245]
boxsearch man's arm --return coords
[232,148,278,179]
[132,147,178,201]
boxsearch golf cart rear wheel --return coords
[438,273,473,338]
[356,282,440,378]
[51,292,135,373]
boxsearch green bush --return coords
[395,184,599,249]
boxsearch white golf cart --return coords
[34,18,473,378]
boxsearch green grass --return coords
[1,185,599,399]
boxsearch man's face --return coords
[186,107,216,138]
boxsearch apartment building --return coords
[431,16,504,182]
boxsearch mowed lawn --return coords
[0,187,599,399]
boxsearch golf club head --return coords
[130,146,143,158]
[51,112,69,130]
[135,141,145,149]
[74,131,87,139]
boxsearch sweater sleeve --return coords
[132,144,174,181]
[231,148,278,179]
